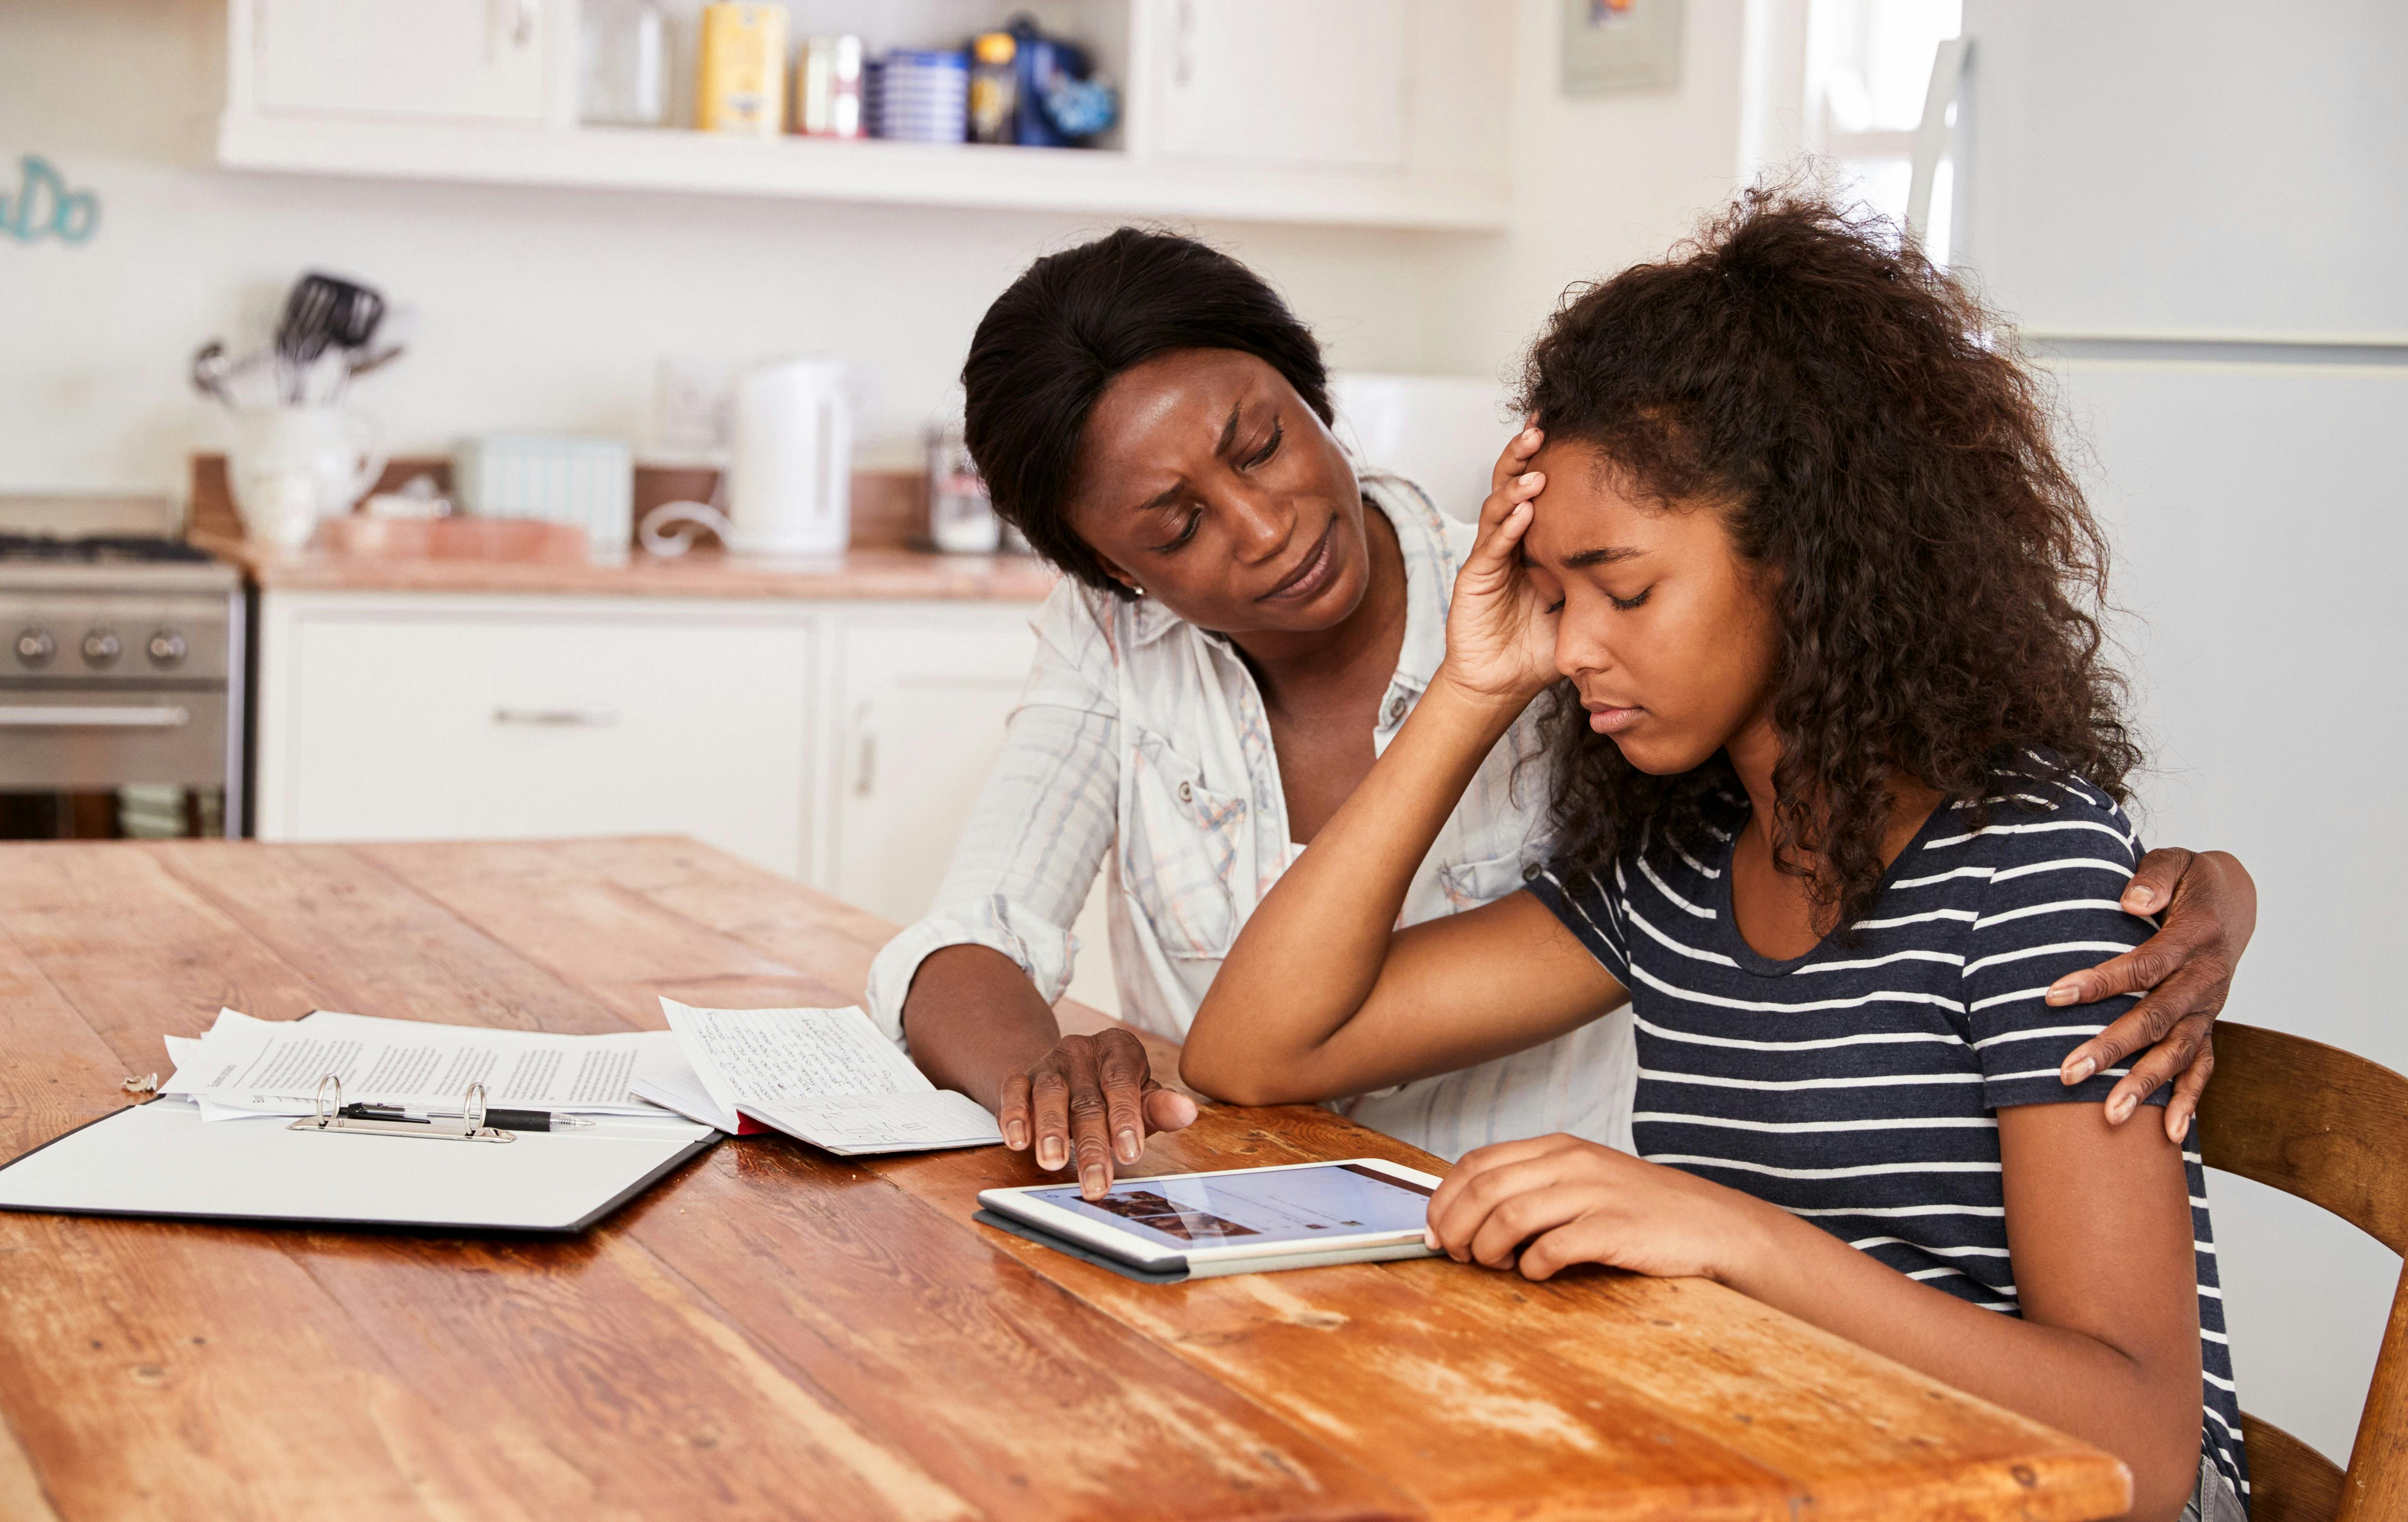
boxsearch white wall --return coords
[2065,357,2408,1468]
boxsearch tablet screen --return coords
[1022,1162,1433,1251]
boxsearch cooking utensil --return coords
[274,272,386,399]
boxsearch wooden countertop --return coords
[0,838,2131,1522]
[195,531,1060,601]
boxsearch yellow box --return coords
[697,4,788,136]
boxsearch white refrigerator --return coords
[1952,0,2408,1467]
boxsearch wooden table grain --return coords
[0,838,2133,1522]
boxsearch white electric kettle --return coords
[639,357,852,556]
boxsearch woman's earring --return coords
[1132,585,1145,597]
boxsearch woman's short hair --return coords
[962,227,1332,598]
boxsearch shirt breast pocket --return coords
[1437,848,1539,913]
[1119,731,1249,961]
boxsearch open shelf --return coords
[215,114,1511,231]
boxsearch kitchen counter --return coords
[0,835,2128,1522]
[195,531,1059,601]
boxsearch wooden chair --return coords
[2196,1021,2408,1522]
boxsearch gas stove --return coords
[0,495,243,838]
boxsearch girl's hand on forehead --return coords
[1437,425,1560,709]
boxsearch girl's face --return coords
[1519,440,1782,775]
[1064,349,1371,636]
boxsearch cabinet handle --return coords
[0,705,189,729]
[852,702,876,797]
[493,707,618,727]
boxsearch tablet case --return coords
[973,1207,1438,1282]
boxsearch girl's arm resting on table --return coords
[1179,676,1627,1104]
[1429,1104,2206,1522]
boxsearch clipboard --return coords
[0,1094,717,1235]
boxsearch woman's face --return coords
[1519,440,1782,775]
[1064,349,1370,636]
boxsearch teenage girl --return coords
[1181,193,2246,1522]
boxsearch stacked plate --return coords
[876,50,968,144]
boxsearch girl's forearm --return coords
[1717,1205,2202,1520]
[1182,676,1525,1096]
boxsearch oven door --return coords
[0,688,227,788]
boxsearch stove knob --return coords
[147,630,188,668]
[80,629,121,667]
[14,627,54,667]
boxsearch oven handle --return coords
[0,705,192,729]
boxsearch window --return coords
[1741,0,1962,257]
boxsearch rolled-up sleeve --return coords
[863,583,1123,1050]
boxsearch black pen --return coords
[339,1103,559,1132]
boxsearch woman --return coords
[865,227,2256,1200]
[1180,193,2243,1521]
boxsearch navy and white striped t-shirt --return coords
[1528,773,2246,1505]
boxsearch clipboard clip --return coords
[288,1075,517,1144]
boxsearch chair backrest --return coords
[2196,1021,2408,1522]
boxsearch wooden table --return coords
[0,838,2131,1522]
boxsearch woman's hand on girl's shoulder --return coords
[1437,426,1561,710]
[1426,1133,1781,1283]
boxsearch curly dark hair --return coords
[962,227,1333,599]
[1522,187,2140,933]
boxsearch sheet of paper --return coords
[161,1007,686,1118]
[628,1069,737,1132]
[747,1091,1005,1156]
[659,999,1000,1154]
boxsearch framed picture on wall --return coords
[1562,0,1684,94]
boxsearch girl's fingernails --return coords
[2045,977,2083,1006]
[1423,1227,1439,1250]
[1518,471,1541,486]
[2127,888,2161,911]
[1521,427,1540,444]
[1115,1128,1141,1163]
[1036,1138,1066,1169]
[2107,1093,2137,1124]
[1081,1165,1108,1197]
[1004,1121,1027,1149]
[2061,1057,2096,1085]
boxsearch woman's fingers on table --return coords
[1010,1031,1185,1198]
[1025,1059,1075,1171]
[1094,1029,1155,1165]
[998,1070,1035,1153]
[1141,1084,1198,1135]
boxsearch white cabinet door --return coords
[1140,0,1411,170]
[269,605,812,876]
[823,607,1039,926]
[249,0,551,123]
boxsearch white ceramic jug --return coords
[226,405,388,550]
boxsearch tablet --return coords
[977,1157,1442,1276]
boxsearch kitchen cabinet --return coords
[253,591,1039,918]
[239,0,562,126]
[817,607,1038,925]
[214,0,1511,230]
[1138,0,1410,172]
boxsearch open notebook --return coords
[635,999,1003,1157]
